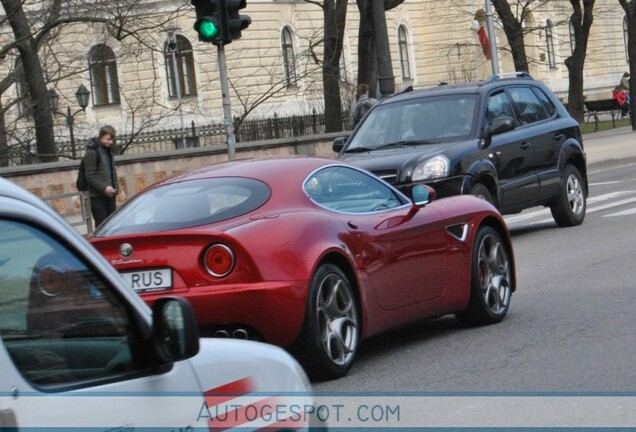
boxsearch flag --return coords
[477,26,491,60]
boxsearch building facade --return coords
[0,0,630,157]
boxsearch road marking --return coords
[589,181,625,186]
[506,194,636,226]
[604,207,636,217]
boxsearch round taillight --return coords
[204,244,235,278]
[37,265,65,297]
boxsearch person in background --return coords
[349,83,378,128]
[83,125,118,227]
[613,86,629,118]
[620,72,630,91]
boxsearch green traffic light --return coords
[199,19,219,39]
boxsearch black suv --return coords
[334,73,588,227]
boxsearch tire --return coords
[293,263,360,381]
[469,183,495,206]
[456,226,512,326]
[550,164,586,227]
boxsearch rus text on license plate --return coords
[121,269,172,292]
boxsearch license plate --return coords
[121,268,172,292]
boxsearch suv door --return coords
[0,217,204,429]
[485,89,539,211]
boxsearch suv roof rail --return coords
[412,81,449,90]
[395,85,414,95]
[488,71,534,82]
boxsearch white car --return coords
[0,178,322,430]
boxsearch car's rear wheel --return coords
[456,226,512,326]
[469,183,495,206]
[294,263,360,381]
[550,164,586,227]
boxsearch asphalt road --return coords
[314,161,636,394]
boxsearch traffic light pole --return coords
[216,43,236,160]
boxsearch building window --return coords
[164,35,197,98]
[398,25,412,80]
[545,19,556,68]
[624,16,629,63]
[89,44,120,106]
[569,21,576,54]
[14,59,31,117]
[281,27,297,87]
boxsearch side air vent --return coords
[446,223,469,241]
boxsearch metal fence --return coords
[4,110,347,165]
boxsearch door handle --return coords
[520,142,531,150]
[553,133,564,141]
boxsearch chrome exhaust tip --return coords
[214,329,230,338]
[232,328,249,339]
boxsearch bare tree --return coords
[304,0,348,132]
[564,0,595,124]
[618,0,636,129]
[355,0,404,98]
[0,0,190,165]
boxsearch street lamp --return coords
[48,84,91,158]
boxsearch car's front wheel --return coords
[294,263,360,381]
[469,183,495,206]
[550,164,586,227]
[456,226,512,326]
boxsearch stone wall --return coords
[0,134,343,228]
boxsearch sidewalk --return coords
[583,126,636,170]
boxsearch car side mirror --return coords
[332,136,347,153]
[409,184,436,206]
[152,297,199,362]
[485,117,515,137]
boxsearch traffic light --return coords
[192,0,222,43]
[224,0,251,42]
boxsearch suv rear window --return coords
[96,178,271,235]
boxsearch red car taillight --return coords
[204,244,235,278]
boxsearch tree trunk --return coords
[2,0,58,162]
[356,1,377,97]
[323,0,347,132]
[621,0,636,130]
[490,0,529,72]
[0,100,7,167]
[564,0,594,125]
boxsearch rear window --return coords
[95,178,270,236]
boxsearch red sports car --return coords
[90,156,515,380]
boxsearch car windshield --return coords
[95,178,271,236]
[345,94,478,152]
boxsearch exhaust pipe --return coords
[214,330,230,338]
[232,328,249,339]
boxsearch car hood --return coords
[191,338,312,394]
[338,139,475,174]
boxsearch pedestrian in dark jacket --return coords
[83,125,118,227]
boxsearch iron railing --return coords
[4,110,350,166]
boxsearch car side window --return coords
[304,166,405,213]
[532,87,557,117]
[486,91,517,126]
[508,86,549,125]
[0,219,143,390]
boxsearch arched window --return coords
[89,44,120,106]
[624,16,629,63]
[398,25,412,80]
[545,19,556,67]
[164,35,197,98]
[281,27,297,87]
[569,21,576,54]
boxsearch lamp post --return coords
[48,84,90,158]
